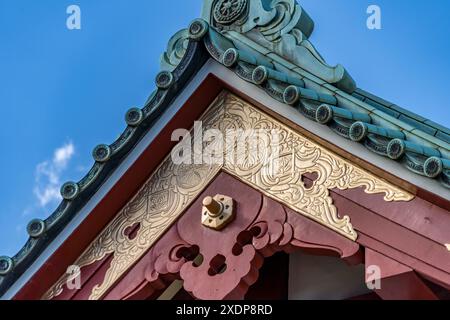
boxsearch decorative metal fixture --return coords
[201,195,235,230]
[213,0,247,25]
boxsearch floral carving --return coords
[43,91,412,300]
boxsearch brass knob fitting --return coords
[201,195,235,231]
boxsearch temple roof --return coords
[1,0,449,297]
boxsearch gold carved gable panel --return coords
[44,91,413,300]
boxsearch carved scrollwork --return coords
[43,161,221,300]
[160,29,189,72]
[103,192,361,300]
[43,91,413,300]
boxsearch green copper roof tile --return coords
[354,90,446,136]
[424,120,450,136]
[354,88,394,107]
[409,130,450,149]
[324,105,372,123]
[436,131,450,144]
[402,140,441,158]
[266,53,298,71]
[370,109,416,132]
[259,66,305,88]
[439,148,450,160]
[351,92,366,102]
[231,42,273,67]
[365,99,401,119]
[404,131,437,149]
[225,31,272,55]
[302,77,330,96]
[360,123,405,140]
[321,83,341,93]
[399,115,438,136]
[335,91,376,113]
[292,67,327,86]
[272,61,299,78]
[390,105,429,123]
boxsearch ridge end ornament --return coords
[203,0,356,92]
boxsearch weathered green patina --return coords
[188,0,450,184]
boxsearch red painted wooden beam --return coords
[365,248,438,300]
[102,173,360,300]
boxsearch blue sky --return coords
[0,0,449,257]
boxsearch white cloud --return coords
[34,142,75,208]
[54,143,75,168]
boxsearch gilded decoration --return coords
[43,91,413,300]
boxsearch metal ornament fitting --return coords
[201,195,235,230]
[213,0,248,25]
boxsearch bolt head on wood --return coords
[202,195,235,231]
